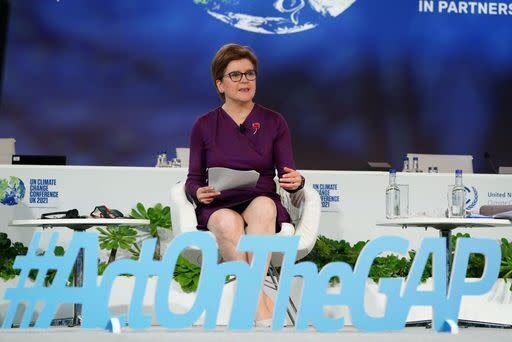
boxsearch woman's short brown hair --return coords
[211,43,258,101]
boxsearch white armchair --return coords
[170,180,321,325]
[170,180,321,265]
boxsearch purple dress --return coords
[185,104,296,231]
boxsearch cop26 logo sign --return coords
[193,0,357,34]
[0,177,26,206]
[2,232,501,332]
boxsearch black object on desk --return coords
[12,155,67,165]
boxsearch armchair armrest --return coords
[170,182,198,236]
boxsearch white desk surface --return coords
[377,217,512,228]
[10,219,149,228]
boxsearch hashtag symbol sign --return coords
[2,232,99,329]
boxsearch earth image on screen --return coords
[193,0,357,34]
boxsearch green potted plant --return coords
[0,233,27,281]
[129,203,171,260]
[499,238,512,290]
[97,225,138,264]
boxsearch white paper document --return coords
[208,167,260,192]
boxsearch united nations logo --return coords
[465,186,478,210]
[193,0,357,34]
[0,176,26,206]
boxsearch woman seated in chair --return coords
[185,43,305,326]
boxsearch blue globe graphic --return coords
[0,177,26,206]
[193,0,357,34]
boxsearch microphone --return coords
[484,152,498,174]
[239,124,246,134]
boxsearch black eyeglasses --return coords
[223,70,257,82]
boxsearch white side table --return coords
[376,217,512,329]
[10,218,150,326]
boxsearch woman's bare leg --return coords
[242,196,277,321]
[207,208,247,262]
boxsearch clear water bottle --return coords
[170,158,182,168]
[156,152,168,167]
[403,157,410,172]
[155,153,161,167]
[386,169,401,218]
[449,169,466,217]
[412,157,419,172]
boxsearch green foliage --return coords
[407,250,432,282]
[0,233,69,285]
[98,261,108,276]
[130,202,171,237]
[303,236,368,284]
[305,236,418,284]
[499,238,512,290]
[305,233,496,286]
[174,256,201,293]
[127,242,141,260]
[303,236,367,268]
[127,202,201,292]
[368,254,411,282]
[43,246,68,286]
[0,233,27,280]
[129,202,171,260]
[98,226,138,251]
[451,233,485,278]
[97,225,138,264]
[28,246,72,286]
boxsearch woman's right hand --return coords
[196,186,221,205]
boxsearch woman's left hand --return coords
[279,167,303,191]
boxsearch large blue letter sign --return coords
[1,232,501,332]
